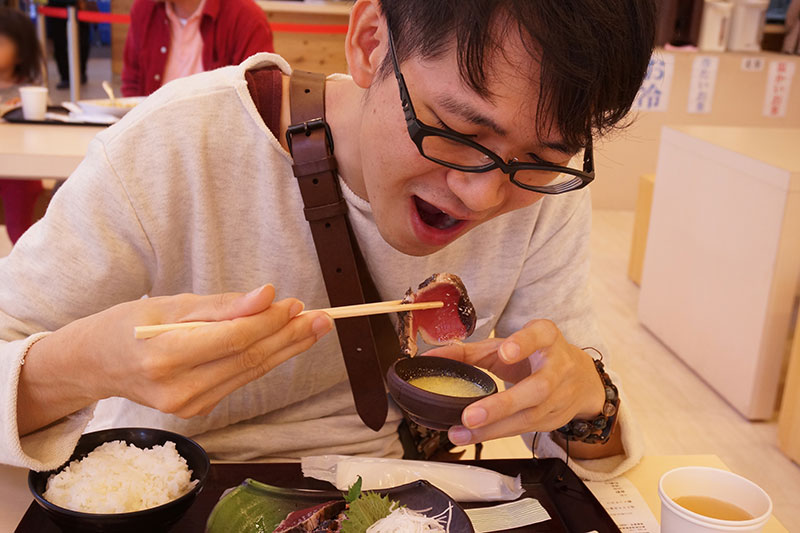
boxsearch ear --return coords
[345,0,387,89]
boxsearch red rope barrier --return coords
[271,23,348,34]
[36,5,348,33]
[77,11,131,24]
[37,6,67,18]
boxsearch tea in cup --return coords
[658,466,772,532]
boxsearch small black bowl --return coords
[28,427,209,533]
[387,356,497,430]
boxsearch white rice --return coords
[43,440,198,514]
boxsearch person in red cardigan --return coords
[0,7,45,244]
[121,0,274,97]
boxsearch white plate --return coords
[76,97,145,118]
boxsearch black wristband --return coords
[555,349,619,444]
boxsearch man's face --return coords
[349,33,576,257]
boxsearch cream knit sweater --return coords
[0,54,642,480]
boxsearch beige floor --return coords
[45,45,115,103]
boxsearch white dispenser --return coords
[698,0,734,51]
[728,0,769,52]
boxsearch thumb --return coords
[229,284,279,318]
[184,284,279,322]
[423,338,504,364]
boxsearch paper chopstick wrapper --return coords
[301,454,524,502]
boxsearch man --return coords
[121,0,274,96]
[2,0,655,480]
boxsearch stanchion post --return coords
[35,9,49,88]
[66,5,80,102]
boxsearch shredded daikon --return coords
[366,502,451,533]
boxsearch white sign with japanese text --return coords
[762,60,795,118]
[631,53,675,112]
[688,56,719,114]
[741,57,764,72]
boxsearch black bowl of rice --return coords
[28,427,209,532]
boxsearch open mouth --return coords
[413,196,462,230]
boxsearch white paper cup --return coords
[19,86,48,121]
[659,467,772,532]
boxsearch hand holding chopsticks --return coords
[133,299,442,339]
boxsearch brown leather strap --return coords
[352,240,402,376]
[286,70,389,431]
[245,67,283,138]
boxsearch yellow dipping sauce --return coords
[407,375,486,397]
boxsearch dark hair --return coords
[0,7,44,84]
[378,0,656,151]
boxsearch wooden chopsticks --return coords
[133,300,443,339]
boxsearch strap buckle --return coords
[285,118,335,155]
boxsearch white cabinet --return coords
[639,125,800,419]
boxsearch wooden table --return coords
[0,121,102,180]
[0,454,787,531]
[778,309,800,463]
[626,455,787,532]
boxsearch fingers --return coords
[464,374,555,429]
[165,284,278,323]
[193,298,310,360]
[103,287,336,417]
[168,333,321,418]
[445,340,604,445]
[423,321,562,378]
[130,310,332,417]
[425,337,533,384]
[498,319,560,366]
[423,338,503,366]
[418,320,603,447]
[148,298,329,369]
[448,372,581,445]
[189,310,331,383]
[448,403,573,446]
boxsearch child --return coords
[0,7,45,244]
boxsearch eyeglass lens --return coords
[420,135,581,189]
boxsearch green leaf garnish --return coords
[341,492,394,533]
[345,476,363,504]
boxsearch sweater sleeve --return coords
[494,188,644,480]
[0,137,155,470]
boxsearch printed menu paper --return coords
[585,476,660,533]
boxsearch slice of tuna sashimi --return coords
[397,273,476,356]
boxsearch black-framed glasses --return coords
[387,28,595,195]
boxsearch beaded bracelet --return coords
[555,348,619,444]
